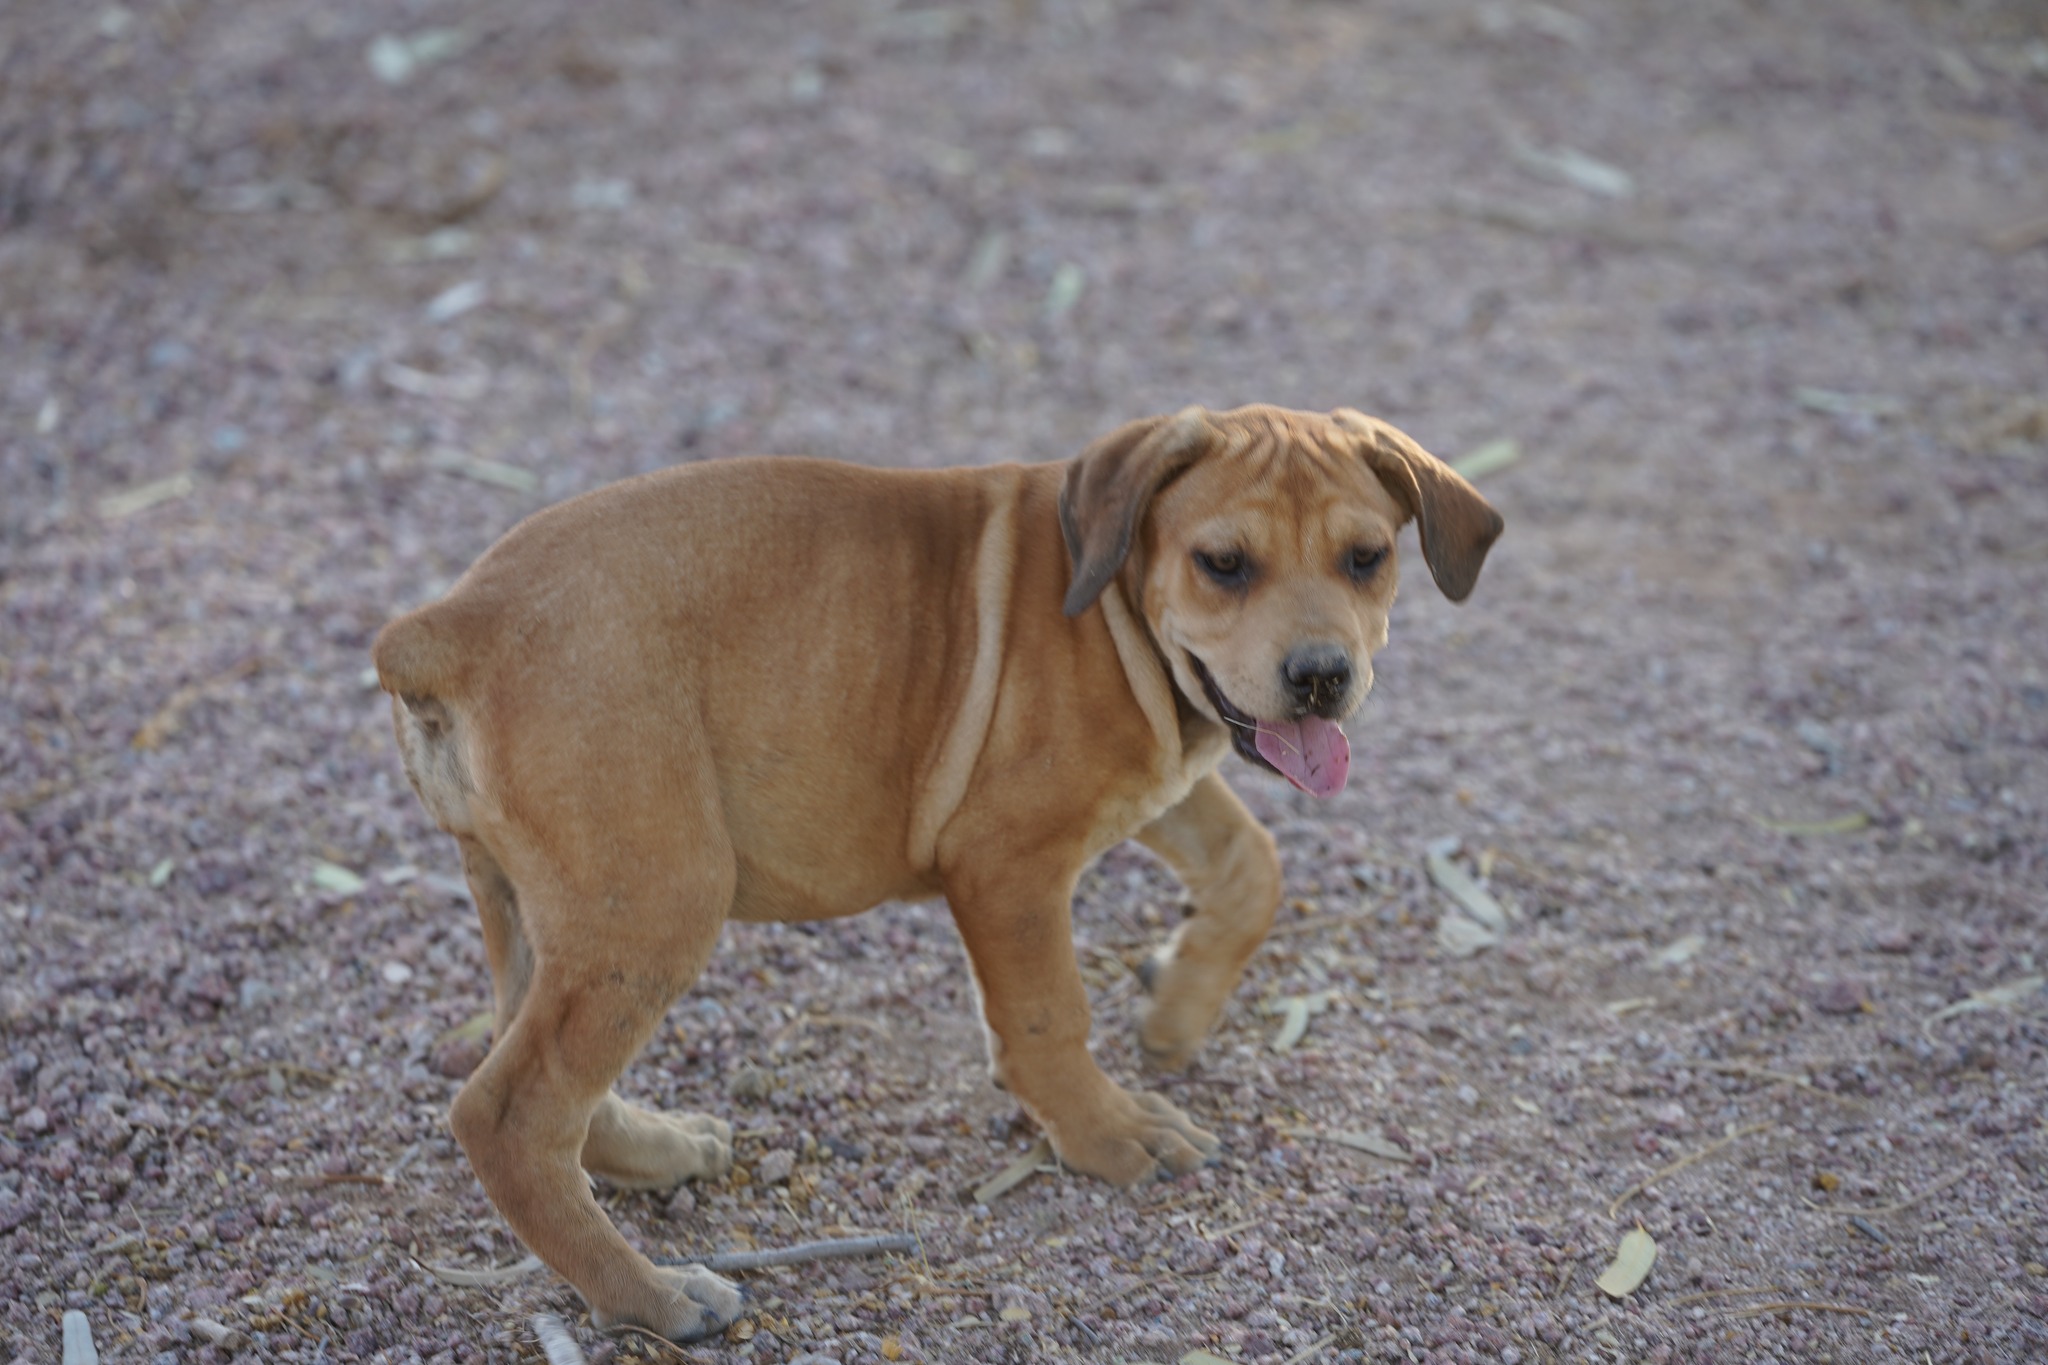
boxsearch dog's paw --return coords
[591,1264,743,1343]
[1049,1088,1221,1187]
[584,1101,733,1189]
[1134,954,1225,1072]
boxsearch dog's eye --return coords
[1348,545,1389,580]
[1194,549,1251,587]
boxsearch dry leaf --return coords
[1921,975,2045,1034]
[310,861,367,896]
[1425,840,1511,931]
[1794,388,1906,418]
[1653,933,1704,968]
[1293,1127,1414,1163]
[1452,438,1520,480]
[1436,914,1500,958]
[367,28,472,86]
[427,447,538,492]
[62,1311,98,1365]
[1509,137,1635,198]
[98,473,196,521]
[1273,996,1311,1051]
[972,1136,1055,1204]
[1596,1227,1658,1298]
[531,1313,587,1365]
[1263,990,1336,1052]
[880,1336,903,1361]
[419,1253,544,1287]
[1758,812,1870,837]
[1043,263,1086,323]
[998,1305,1032,1323]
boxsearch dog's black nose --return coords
[1282,646,1353,714]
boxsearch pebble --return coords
[756,1148,796,1184]
[1813,977,1872,1015]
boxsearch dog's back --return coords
[373,457,1041,911]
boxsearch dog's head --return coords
[1059,404,1503,798]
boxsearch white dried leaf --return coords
[1452,438,1520,480]
[368,28,471,86]
[417,1253,544,1287]
[424,280,488,324]
[1509,138,1634,199]
[310,861,367,896]
[1263,990,1336,1052]
[1043,263,1086,323]
[1653,933,1704,968]
[1922,975,2045,1034]
[972,1136,1055,1205]
[1436,914,1500,958]
[98,473,196,520]
[1793,388,1905,418]
[427,448,539,492]
[531,1313,587,1365]
[1272,996,1311,1052]
[1596,1227,1658,1298]
[62,1310,99,1365]
[1425,842,1511,931]
[1295,1128,1413,1163]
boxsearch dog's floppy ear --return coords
[1333,408,1504,602]
[1059,407,1216,617]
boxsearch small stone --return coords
[665,1185,697,1218]
[380,962,414,986]
[755,1148,796,1184]
[1812,977,1872,1015]
[727,1065,773,1099]
[430,1038,487,1079]
[18,1107,48,1135]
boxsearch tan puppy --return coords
[373,404,1501,1339]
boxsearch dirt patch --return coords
[3,1,2045,1361]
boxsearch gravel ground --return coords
[4,1,2047,1362]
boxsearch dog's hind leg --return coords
[457,839,730,1189]
[459,837,533,1038]
[446,852,741,1342]
[1131,771,1283,1070]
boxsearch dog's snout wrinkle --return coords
[1281,645,1353,716]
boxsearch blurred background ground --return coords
[2,1,2046,1361]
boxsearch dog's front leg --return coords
[945,857,1219,1186]
[1132,771,1284,1069]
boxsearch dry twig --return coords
[655,1232,919,1274]
[1729,1300,1873,1319]
[1814,1167,1972,1219]
[1667,1286,1789,1307]
[1607,1122,1772,1219]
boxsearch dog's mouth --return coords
[1186,654,1351,799]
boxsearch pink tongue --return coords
[1254,716,1351,798]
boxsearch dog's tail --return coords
[373,603,474,706]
